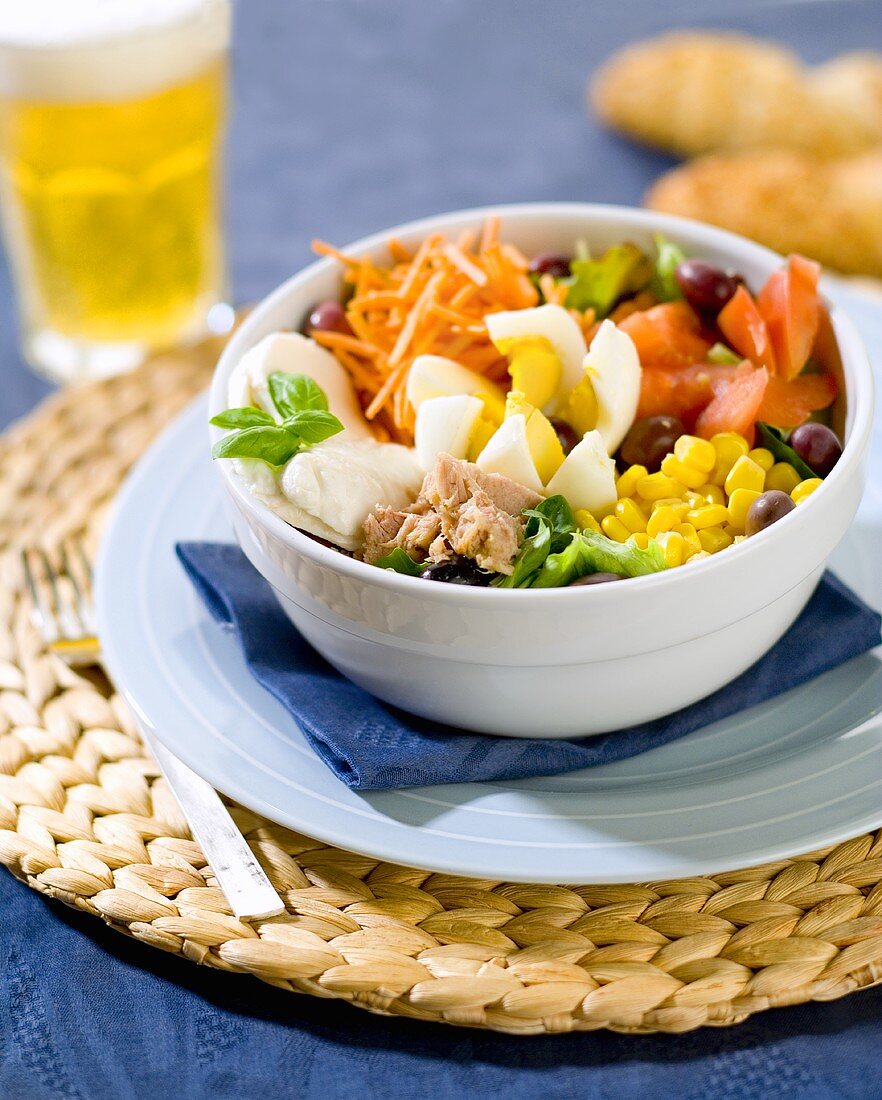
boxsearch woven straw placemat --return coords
[2,334,882,1036]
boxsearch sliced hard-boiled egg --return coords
[504,390,566,485]
[228,332,373,440]
[405,354,506,422]
[545,429,617,515]
[475,414,544,494]
[582,319,642,453]
[414,394,484,472]
[486,304,587,415]
[557,375,598,437]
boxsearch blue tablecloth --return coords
[2,1,882,1096]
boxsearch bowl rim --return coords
[210,201,874,605]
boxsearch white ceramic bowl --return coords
[210,203,873,737]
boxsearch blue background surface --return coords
[2,1,882,1097]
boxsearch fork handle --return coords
[139,722,285,921]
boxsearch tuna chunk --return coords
[362,453,542,575]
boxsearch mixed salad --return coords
[212,219,843,588]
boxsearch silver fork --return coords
[22,541,285,922]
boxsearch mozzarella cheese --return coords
[275,439,423,551]
[228,332,373,440]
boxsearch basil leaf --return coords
[564,243,651,317]
[268,371,329,417]
[212,426,301,465]
[493,517,552,588]
[707,342,741,365]
[524,495,576,542]
[282,409,344,444]
[651,233,686,302]
[755,422,818,479]
[374,548,425,576]
[210,407,275,430]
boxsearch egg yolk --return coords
[558,375,598,436]
[466,414,499,462]
[497,336,562,411]
[504,390,566,484]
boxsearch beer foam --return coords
[0,0,230,100]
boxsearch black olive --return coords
[422,558,494,586]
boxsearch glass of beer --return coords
[0,0,232,381]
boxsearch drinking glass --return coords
[0,0,233,381]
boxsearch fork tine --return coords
[39,547,86,641]
[21,549,58,643]
[59,540,95,635]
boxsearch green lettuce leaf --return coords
[651,233,686,302]
[564,243,651,317]
[523,494,576,552]
[707,342,741,365]
[493,518,552,589]
[374,548,425,576]
[531,529,667,588]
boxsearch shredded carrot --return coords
[442,243,488,287]
[387,237,411,263]
[310,218,591,442]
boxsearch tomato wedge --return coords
[696,366,769,441]
[756,254,821,381]
[637,363,745,425]
[619,301,711,372]
[718,286,776,372]
[756,373,837,428]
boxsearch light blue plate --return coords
[95,288,882,884]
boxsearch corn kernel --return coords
[685,550,712,565]
[711,432,750,484]
[616,464,647,500]
[674,435,716,474]
[748,447,775,472]
[683,490,706,509]
[614,498,646,533]
[724,455,765,496]
[766,462,801,494]
[696,483,725,506]
[631,532,650,550]
[654,531,685,567]
[792,477,823,505]
[674,522,702,557]
[637,472,687,501]
[698,527,734,554]
[687,504,730,530]
[646,505,681,537]
[651,498,689,514]
[574,509,601,533]
[727,488,761,532]
[661,454,708,490]
[601,515,631,543]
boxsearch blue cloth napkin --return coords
[176,543,881,791]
